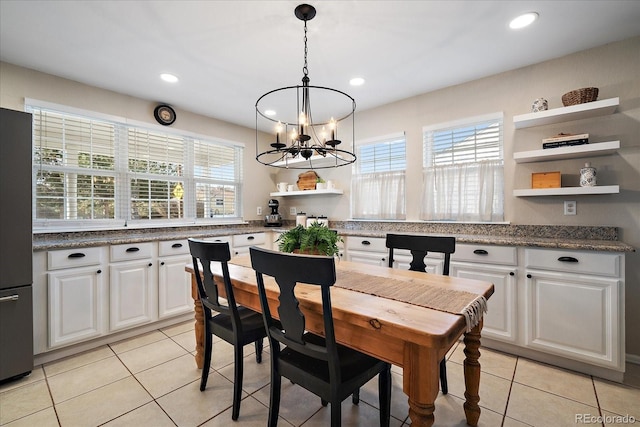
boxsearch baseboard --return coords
[34,313,194,366]
[626,353,640,365]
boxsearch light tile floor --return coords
[1,320,639,426]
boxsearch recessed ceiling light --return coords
[264,110,276,116]
[350,77,365,86]
[509,12,538,29]
[160,73,179,83]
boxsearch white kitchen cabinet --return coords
[451,244,518,343]
[231,232,267,256]
[47,247,107,348]
[523,248,624,369]
[345,236,387,266]
[157,239,193,319]
[109,243,156,332]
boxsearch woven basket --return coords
[562,87,599,106]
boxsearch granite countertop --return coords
[32,222,635,252]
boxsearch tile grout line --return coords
[590,375,605,427]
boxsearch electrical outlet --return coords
[564,200,576,215]
[257,206,262,215]
[289,207,297,215]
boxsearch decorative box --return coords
[532,172,561,188]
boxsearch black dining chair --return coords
[188,238,267,421]
[250,246,392,427]
[385,233,456,395]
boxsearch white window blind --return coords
[31,108,117,220]
[351,133,406,220]
[128,129,185,220]
[421,114,504,222]
[193,139,242,218]
[28,102,244,227]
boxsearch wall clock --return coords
[153,104,176,126]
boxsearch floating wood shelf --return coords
[513,185,620,197]
[514,141,620,163]
[270,189,343,197]
[513,98,619,129]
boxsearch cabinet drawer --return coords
[203,235,231,244]
[48,247,103,270]
[110,242,154,262]
[158,239,190,256]
[525,248,620,277]
[451,244,517,266]
[232,233,265,247]
[346,237,387,253]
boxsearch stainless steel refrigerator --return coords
[0,107,33,382]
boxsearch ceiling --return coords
[2,1,640,131]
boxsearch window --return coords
[421,113,504,222]
[351,132,406,220]
[28,102,243,227]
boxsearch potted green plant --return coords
[316,176,327,190]
[276,223,342,257]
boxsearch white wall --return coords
[2,36,638,357]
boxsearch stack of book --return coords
[542,133,589,149]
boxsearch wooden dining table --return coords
[185,256,494,427]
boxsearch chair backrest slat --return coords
[385,234,455,276]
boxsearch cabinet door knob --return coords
[509,271,515,276]
[473,249,489,255]
[148,263,152,267]
[526,274,532,279]
[126,247,140,253]
[558,256,579,263]
[97,269,102,274]
[171,243,183,248]
[160,261,165,266]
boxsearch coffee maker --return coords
[264,199,282,227]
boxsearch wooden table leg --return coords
[403,342,440,427]
[463,320,483,426]
[190,275,204,369]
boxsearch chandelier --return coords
[255,3,356,169]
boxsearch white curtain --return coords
[351,171,406,219]
[420,159,503,222]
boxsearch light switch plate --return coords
[564,200,576,215]
[289,207,297,215]
[257,206,262,215]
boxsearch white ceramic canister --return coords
[317,215,329,227]
[580,162,597,187]
[306,216,317,227]
[531,98,548,112]
[296,212,307,227]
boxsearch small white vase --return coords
[531,98,548,112]
[580,162,597,187]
